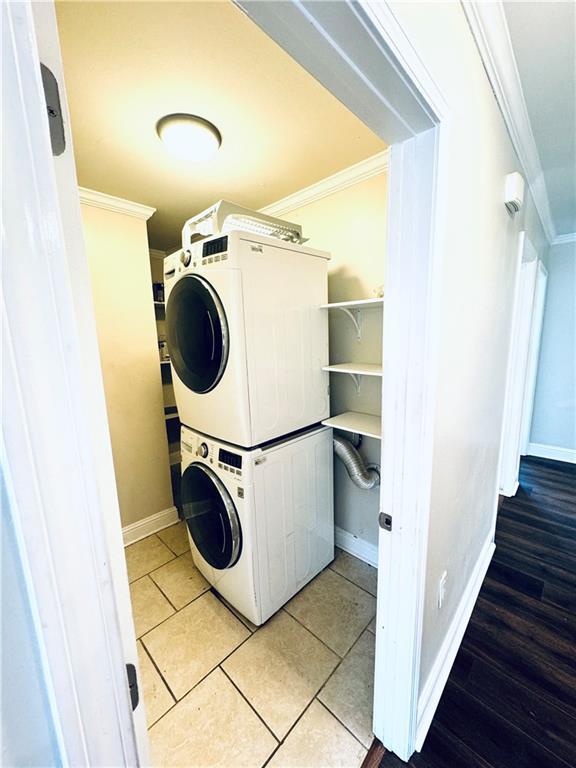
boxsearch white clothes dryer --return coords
[164,230,330,447]
[180,423,334,625]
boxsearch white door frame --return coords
[5,0,450,763]
[499,234,540,496]
[236,1,450,759]
[519,260,548,455]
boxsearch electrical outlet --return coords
[438,571,447,609]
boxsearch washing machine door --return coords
[166,274,229,393]
[181,463,241,570]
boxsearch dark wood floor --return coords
[378,456,576,768]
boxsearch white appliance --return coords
[164,230,330,447]
[180,423,334,625]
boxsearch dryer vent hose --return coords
[333,434,380,490]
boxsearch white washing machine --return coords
[180,423,334,625]
[164,230,330,448]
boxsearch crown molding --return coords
[462,1,556,244]
[78,187,156,221]
[149,248,167,260]
[260,150,389,217]
[551,232,576,247]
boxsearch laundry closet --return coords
[55,1,388,764]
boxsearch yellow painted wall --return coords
[80,203,173,528]
[279,171,387,546]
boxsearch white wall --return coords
[267,170,388,550]
[529,240,576,457]
[387,1,548,691]
[80,202,174,527]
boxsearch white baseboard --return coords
[122,506,179,546]
[499,479,519,498]
[415,534,495,751]
[526,442,576,464]
[335,526,378,568]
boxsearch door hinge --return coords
[40,64,66,156]
[379,512,392,531]
[126,663,139,711]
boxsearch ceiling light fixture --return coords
[156,113,222,162]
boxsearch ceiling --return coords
[503,1,576,237]
[55,1,385,251]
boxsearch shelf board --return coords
[154,301,165,307]
[160,359,171,365]
[322,411,381,440]
[321,298,383,310]
[323,362,382,377]
[165,413,179,422]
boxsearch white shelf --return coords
[323,362,382,393]
[154,300,165,306]
[321,298,383,310]
[321,298,382,339]
[160,359,171,365]
[323,363,382,376]
[165,413,179,422]
[322,411,381,439]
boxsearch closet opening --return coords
[54,0,391,764]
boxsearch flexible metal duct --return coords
[333,434,380,489]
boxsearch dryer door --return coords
[181,463,241,570]
[166,274,229,393]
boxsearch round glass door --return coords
[181,463,241,570]
[166,274,229,393]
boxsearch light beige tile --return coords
[125,535,174,582]
[149,668,277,768]
[223,610,339,739]
[130,576,174,638]
[136,641,173,727]
[318,630,375,748]
[268,700,366,768]
[149,551,209,609]
[157,521,190,557]
[285,569,376,657]
[142,591,249,700]
[217,594,259,632]
[367,616,376,634]
[330,550,378,597]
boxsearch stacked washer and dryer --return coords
[164,201,334,625]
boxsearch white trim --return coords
[261,150,389,217]
[527,443,576,464]
[416,535,495,751]
[149,248,167,260]
[79,186,156,220]
[551,233,576,247]
[122,507,179,546]
[335,526,378,568]
[462,2,556,244]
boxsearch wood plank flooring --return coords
[375,456,576,768]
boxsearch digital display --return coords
[203,236,228,258]
[219,448,242,469]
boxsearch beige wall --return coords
[388,2,548,690]
[80,203,173,528]
[282,172,387,546]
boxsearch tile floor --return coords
[126,522,377,768]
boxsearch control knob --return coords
[197,442,209,459]
[180,250,192,267]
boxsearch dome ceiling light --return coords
[156,113,222,162]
